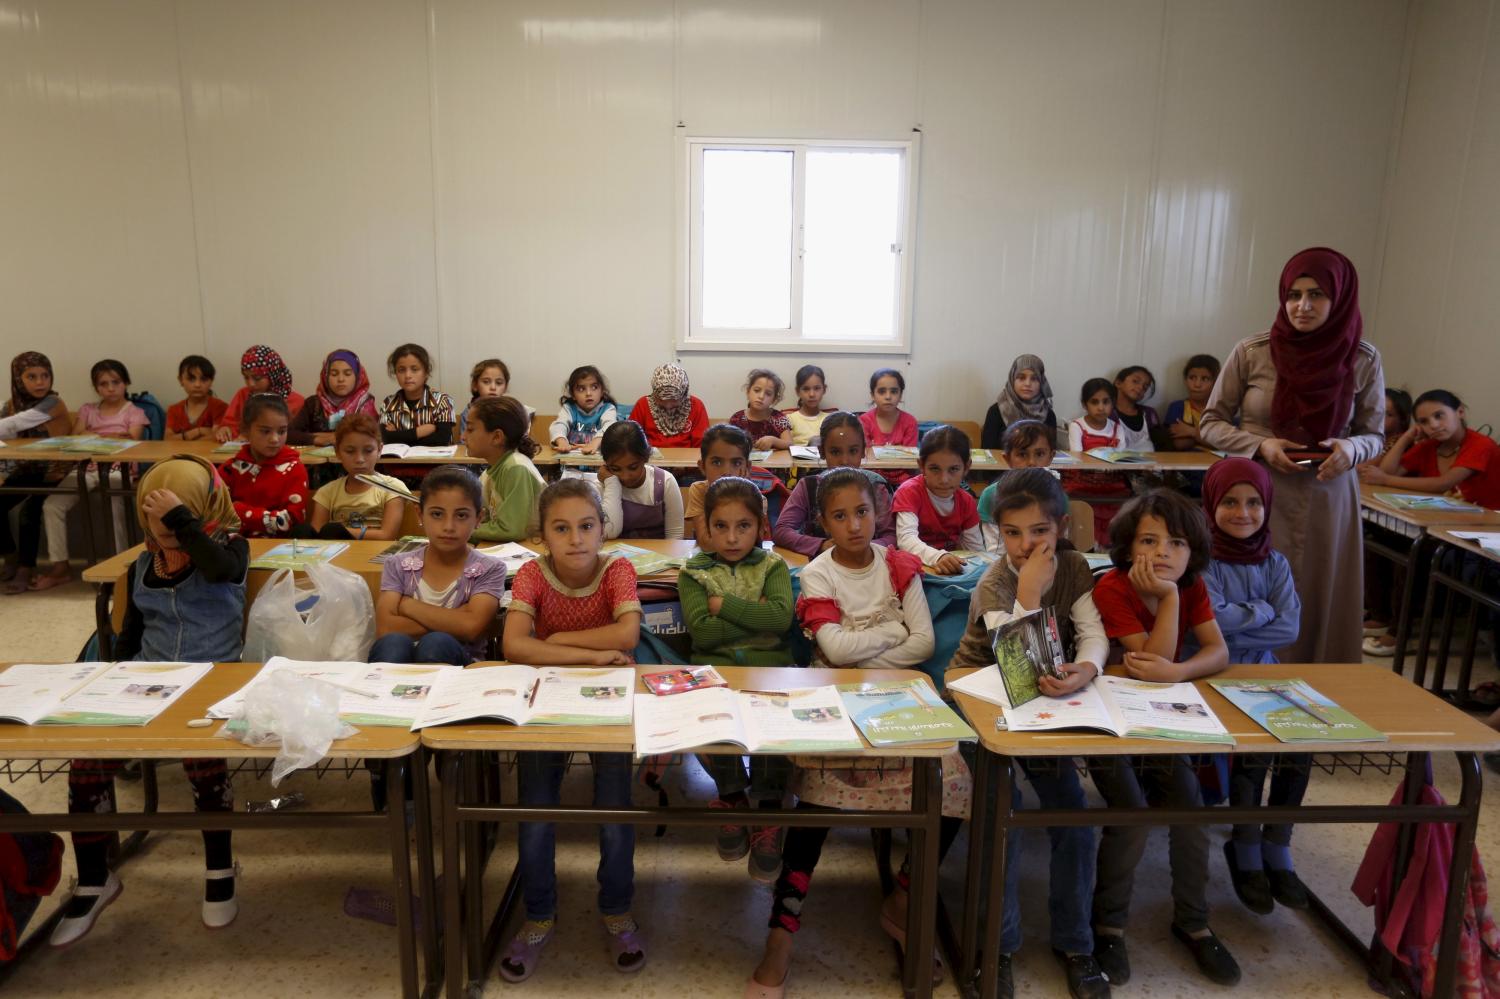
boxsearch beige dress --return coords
[1200,333,1385,663]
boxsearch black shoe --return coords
[1054,949,1112,998]
[1171,925,1241,986]
[1267,868,1310,910]
[1222,841,1274,915]
[995,953,1014,999]
[1092,932,1130,986]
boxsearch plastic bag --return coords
[242,561,374,663]
[220,669,357,785]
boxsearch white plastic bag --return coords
[223,669,357,785]
[242,561,375,663]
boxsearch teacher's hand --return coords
[1316,438,1356,481]
[1257,437,1306,475]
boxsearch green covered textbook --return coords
[836,679,975,746]
[1209,678,1386,743]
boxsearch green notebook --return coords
[1210,678,1386,743]
[836,678,975,746]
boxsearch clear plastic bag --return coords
[220,668,357,785]
[242,561,375,663]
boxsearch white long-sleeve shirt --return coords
[799,544,935,668]
[978,555,1110,670]
[1067,416,1123,451]
[599,466,684,539]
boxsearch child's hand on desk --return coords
[580,440,600,455]
[214,425,235,443]
[1357,465,1390,485]
[1039,662,1096,696]
[141,488,184,522]
[754,435,780,450]
[552,438,572,452]
[931,552,965,575]
[592,649,631,666]
[1167,422,1197,443]
[1122,651,1184,682]
[1128,555,1176,601]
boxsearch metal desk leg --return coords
[1413,571,1441,690]
[463,752,486,988]
[904,756,940,999]
[440,752,465,999]
[75,465,100,565]
[386,756,419,999]
[94,581,115,660]
[957,745,993,994]
[979,757,1014,999]
[1433,752,1483,996]
[409,747,440,994]
[1393,535,1435,677]
[1455,598,1483,702]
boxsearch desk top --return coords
[82,537,808,586]
[1358,484,1500,530]
[420,665,958,756]
[947,663,1500,757]
[1429,528,1500,567]
[0,663,419,760]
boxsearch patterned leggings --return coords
[68,758,234,884]
[769,802,963,933]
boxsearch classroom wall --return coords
[1373,0,1500,430]
[1,0,1413,427]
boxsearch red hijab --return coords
[1203,457,1273,564]
[1268,247,1363,443]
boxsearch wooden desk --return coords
[945,663,1499,999]
[424,665,954,999]
[1358,485,1500,676]
[1412,528,1500,702]
[0,662,433,997]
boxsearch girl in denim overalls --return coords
[51,454,248,947]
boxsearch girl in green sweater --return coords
[678,475,795,883]
[464,395,545,542]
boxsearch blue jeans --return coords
[999,759,1095,955]
[368,631,471,666]
[516,751,635,920]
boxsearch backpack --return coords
[128,390,166,441]
[0,789,64,962]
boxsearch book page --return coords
[474,542,542,577]
[41,661,213,726]
[1000,680,1120,735]
[528,667,635,726]
[402,445,458,458]
[340,663,461,726]
[410,664,537,729]
[633,686,749,756]
[206,658,365,719]
[1099,676,1233,743]
[0,662,113,725]
[738,686,863,752]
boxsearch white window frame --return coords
[675,134,920,354]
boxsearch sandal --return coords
[29,568,72,592]
[879,905,944,986]
[604,914,646,973]
[1471,682,1500,709]
[498,920,554,983]
[1,568,32,595]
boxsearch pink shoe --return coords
[498,920,554,983]
[743,969,789,998]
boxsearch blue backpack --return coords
[129,391,167,441]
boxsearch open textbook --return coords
[18,435,134,455]
[1372,491,1484,513]
[1084,448,1153,464]
[207,658,459,727]
[412,665,634,729]
[600,541,685,577]
[554,447,662,466]
[0,661,212,726]
[634,685,863,756]
[379,443,458,459]
[249,540,349,571]
[948,668,1232,743]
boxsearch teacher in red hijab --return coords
[1200,247,1386,663]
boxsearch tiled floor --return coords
[1,577,1496,998]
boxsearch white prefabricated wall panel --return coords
[3,0,1413,423]
[1375,0,1500,428]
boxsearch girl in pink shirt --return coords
[37,360,148,589]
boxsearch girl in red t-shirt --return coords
[500,479,644,983]
[1088,490,1238,987]
[1360,388,1500,510]
[891,424,982,574]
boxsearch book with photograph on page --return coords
[948,669,1233,743]
[206,659,460,727]
[0,662,114,725]
[412,666,635,730]
[17,661,214,727]
[642,665,728,696]
[634,685,863,756]
[990,606,1065,708]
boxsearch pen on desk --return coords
[526,680,540,708]
[324,680,379,700]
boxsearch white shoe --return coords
[1363,636,1398,657]
[201,862,241,929]
[49,873,122,948]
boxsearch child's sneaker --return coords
[603,912,646,973]
[747,825,784,883]
[710,798,750,860]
